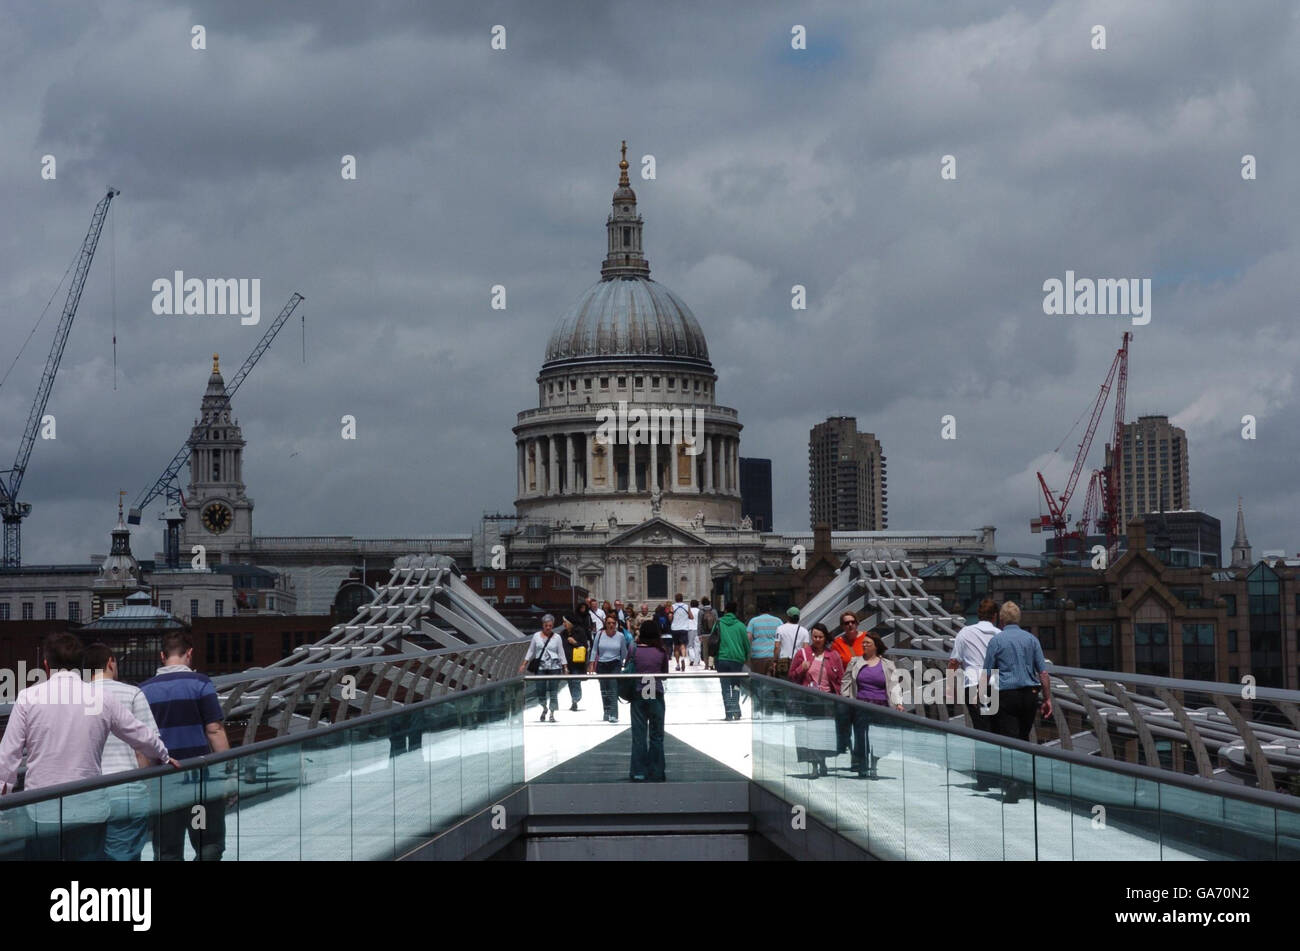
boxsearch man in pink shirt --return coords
[0,633,178,860]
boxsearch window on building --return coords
[617,376,626,388]
[282,632,291,657]
[569,378,577,391]
[1223,594,1236,617]
[1036,626,1056,650]
[507,576,521,589]
[0,604,9,621]
[1078,624,1115,670]
[1229,666,1238,682]
[245,634,254,662]
[68,602,81,623]
[229,635,240,664]
[21,603,33,621]
[529,575,542,589]
[191,599,200,619]
[634,376,643,388]
[213,454,221,480]
[1247,563,1283,687]
[1181,623,1216,681]
[44,601,57,620]
[1134,623,1170,677]
[481,576,495,590]
[584,378,592,390]
[667,377,675,389]
[215,599,224,617]
[622,226,630,246]
[1228,629,1238,652]
[651,376,660,388]
[484,596,498,605]
[208,633,216,660]
[161,599,172,614]
[599,376,609,389]
[218,635,228,663]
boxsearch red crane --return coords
[1034,333,1131,558]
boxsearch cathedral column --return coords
[517,442,523,498]
[733,439,741,496]
[628,443,639,493]
[566,433,576,495]
[705,433,714,493]
[650,436,658,493]
[549,435,560,496]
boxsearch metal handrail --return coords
[753,673,1300,813]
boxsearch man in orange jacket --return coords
[831,612,866,664]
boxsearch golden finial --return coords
[212,352,220,374]
[618,140,630,186]
[118,490,126,519]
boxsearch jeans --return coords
[715,659,745,718]
[596,660,622,720]
[155,790,226,861]
[566,676,584,707]
[629,695,666,781]
[687,629,700,665]
[28,821,103,861]
[851,707,875,774]
[835,705,856,763]
[698,635,712,668]
[103,789,152,861]
[533,668,562,712]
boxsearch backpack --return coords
[700,608,718,633]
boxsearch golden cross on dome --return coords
[212,352,220,374]
[618,140,630,186]
[118,490,126,518]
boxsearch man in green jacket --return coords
[715,605,750,720]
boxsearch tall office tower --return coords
[1119,415,1190,526]
[808,417,887,531]
[739,458,773,531]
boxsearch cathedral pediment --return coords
[606,517,708,549]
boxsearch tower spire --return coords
[1230,496,1252,569]
[602,140,650,280]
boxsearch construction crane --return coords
[1,189,119,567]
[127,292,304,566]
[1033,332,1131,560]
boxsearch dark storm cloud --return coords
[1,0,1296,566]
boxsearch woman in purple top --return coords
[839,630,904,778]
[629,620,669,782]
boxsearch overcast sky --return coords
[2,0,1297,566]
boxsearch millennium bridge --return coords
[2,550,1297,860]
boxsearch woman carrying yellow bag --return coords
[562,612,592,712]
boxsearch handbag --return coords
[617,654,637,703]
[572,645,587,664]
[526,635,548,674]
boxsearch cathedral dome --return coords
[543,277,711,370]
[542,141,711,372]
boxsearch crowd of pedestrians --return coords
[519,594,1050,793]
[0,631,230,860]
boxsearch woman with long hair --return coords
[789,622,844,777]
[628,620,669,782]
[840,629,904,777]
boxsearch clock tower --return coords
[179,354,254,562]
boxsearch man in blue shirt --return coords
[981,602,1053,802]
[140,632,230,860]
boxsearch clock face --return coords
[201,502,233,534]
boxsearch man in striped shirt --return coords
[140,632,230,861]
[86,643,161,861]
